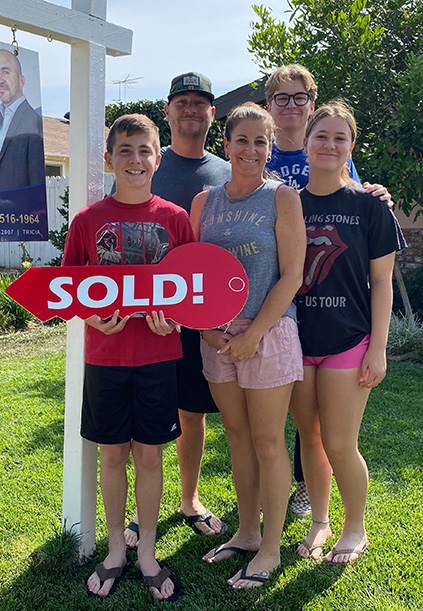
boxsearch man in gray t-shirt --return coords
[152,146,230,214]
[125,73,231,546]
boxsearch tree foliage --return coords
[248,0,423,218]
[105,99,226,159]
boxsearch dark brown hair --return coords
[225,102,275,143]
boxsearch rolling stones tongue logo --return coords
[297,224,348,295]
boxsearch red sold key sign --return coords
[6,242,248,329]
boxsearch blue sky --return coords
[0,0,289,119]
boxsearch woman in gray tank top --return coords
[190,103,306,589]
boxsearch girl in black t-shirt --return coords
[290,101,403,565]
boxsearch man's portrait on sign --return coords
[0,42,48,242]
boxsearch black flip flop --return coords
[204,544,248,563]
[179,509,228,535]
[125,520,139,551]
[230,562,269,588]
[86,556,132,598]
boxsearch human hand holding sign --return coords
[146,310,181,336]
[85,308,131,335]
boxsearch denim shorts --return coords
[200,316,303,389]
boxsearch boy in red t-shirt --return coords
[63,114,194,602]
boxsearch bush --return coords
[29,521,81,574]
[0,273,34,331]
[393,266,423,320]
[387,312,423,359]
[0,306,11,333]
[404,267,423,319]
[105,99,226,159]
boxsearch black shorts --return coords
[81,361,181,445]
[177,327,219,414]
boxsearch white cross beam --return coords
[0,0,132,558]
[0,0,131,56]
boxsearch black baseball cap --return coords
[167,72,214,103]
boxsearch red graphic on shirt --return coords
[297,224,348,295]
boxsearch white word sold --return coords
[47,273,203,310]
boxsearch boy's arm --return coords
[62,215,130,335]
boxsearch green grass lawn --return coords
[0,324,422,610]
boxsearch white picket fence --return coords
[0,174,115,268]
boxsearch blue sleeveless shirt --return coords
[200,179,297,320]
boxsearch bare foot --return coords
[86,553,128,597]
[228,552,279,589]
[297,520,332,560]
[139,557,176,601]
[324,532,369,564]
[124,520,139,549]
[202,533,261,563]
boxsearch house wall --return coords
[396,228,423,275]
[395,207,423,276]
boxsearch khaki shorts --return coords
[200,316,303,389]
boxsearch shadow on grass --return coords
[199,412,231,476]
[0,503,343,611]
[13,377,65,403]
[4,362,420,609]
[28,417,65,455]
[0,528,83,611]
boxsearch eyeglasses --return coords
[272,92,311,107]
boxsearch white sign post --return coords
[0,0,132,558]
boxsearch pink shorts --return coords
[201,317,303,389]
[303,334,370,369]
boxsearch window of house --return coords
[45,164,63,177]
